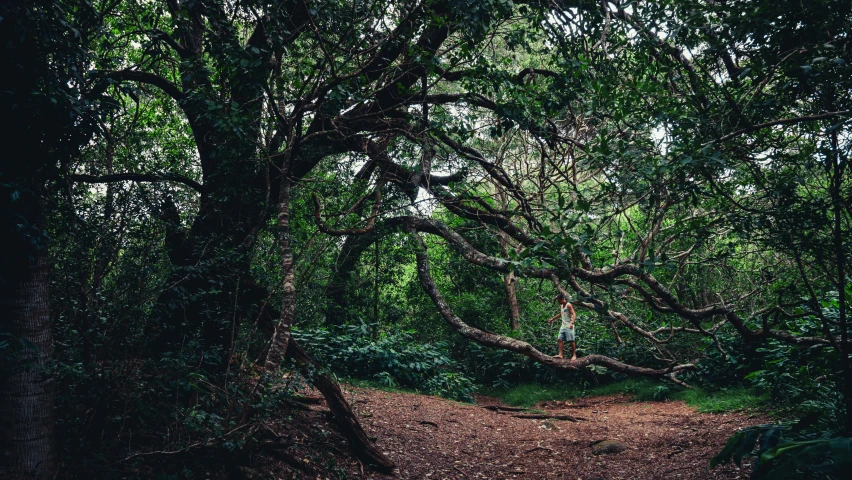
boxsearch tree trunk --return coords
[504,271,521,330]
[830,131,851,436]
[0,181,58,479]
[496,196,521,330]
[265,174,295,372]
[324,231,387,325]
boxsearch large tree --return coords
[13,0,850,475]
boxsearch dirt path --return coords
[343,388,763,480]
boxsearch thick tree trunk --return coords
[324,234,376,325]
[830,133,851,436]
[0,182,58,479]
[837,198,850,436]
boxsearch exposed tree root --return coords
[286,338,395,473]
[511,414,587,421]
[480,405,532,412]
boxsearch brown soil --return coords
[256,387,766,480]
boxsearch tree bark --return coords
[265,174,295,372]
[504,271,521,331]
[496,190,521,330]
[0,181,58,479]
[830,130,851,435]
[285,339,395,473]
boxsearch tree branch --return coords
[101,69,185,102]
[714,111,852,143]
[410,233,695,378]
[69,172,206,193]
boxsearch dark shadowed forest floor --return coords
[251,386,766,480]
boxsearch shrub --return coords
[292,322,476,401]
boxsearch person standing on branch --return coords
[548,294,577,360]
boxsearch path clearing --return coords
[349,388,762,479]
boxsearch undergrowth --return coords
[482,379,768,413]
[293,323,477,402]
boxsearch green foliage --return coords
[486,379,767,413]
[16,0,852,477]
[712,425,852,479]
[293,323,476,402]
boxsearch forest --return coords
[1,0,851,478]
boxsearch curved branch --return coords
[411,233,694,378]
[148,28,191,58]
[100,69,185,102]
[434,131,542,232]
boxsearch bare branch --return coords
[68,172,206,193]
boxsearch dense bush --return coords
[293,323,477,402]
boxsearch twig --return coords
[419,420,439,428]
[667,446,685,458]
[453,465,469,477]
[264,448,316,474]
[525,445,553,454]
[111,424,250,464]
[511,414,587,421]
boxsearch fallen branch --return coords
[111,424,250,464]
[511,414,587,422]
[667,446,685,458]
[525,445,553,454]
[480,405,532,412]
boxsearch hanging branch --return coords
[312,187,383,236]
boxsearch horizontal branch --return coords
[69,172,207,193]
[715,110,852,143]
[424,93,497,111]
[436,66,558,83]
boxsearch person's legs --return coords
[556,339,564,358]
[570,341,576,360]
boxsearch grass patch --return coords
[479,379,651,407]
[483,379,768,413]
[678,387,768,413]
